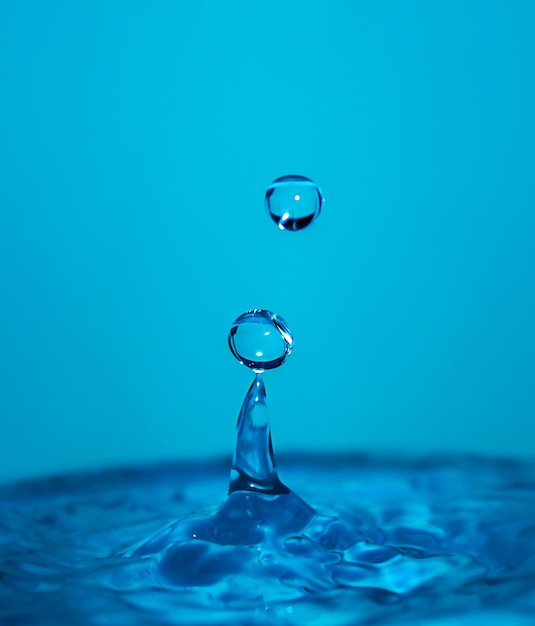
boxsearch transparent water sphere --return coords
[228,309,293,372]
[265,174,323,231]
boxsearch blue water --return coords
[1,453,534,625]
[2,315,534,624]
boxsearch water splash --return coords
[101,309,520,609]
[1,455,535,624]
[2,310,535,623]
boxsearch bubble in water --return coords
[265,174,323,231]
[228,309,293,373]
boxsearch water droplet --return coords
[228,309,293,373]
[265,175,323,231]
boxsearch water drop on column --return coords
[228,309,293,494]
[265,174,323,231]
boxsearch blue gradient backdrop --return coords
[1,1,534,481]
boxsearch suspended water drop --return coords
[265,175,323,231]
[228,309,293,373]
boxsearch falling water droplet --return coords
[228,309,293,373]
[265,175,323,231]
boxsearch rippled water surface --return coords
[1,454,535,625]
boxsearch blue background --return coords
[1,1,534,481]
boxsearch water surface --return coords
[1,454,534,624]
